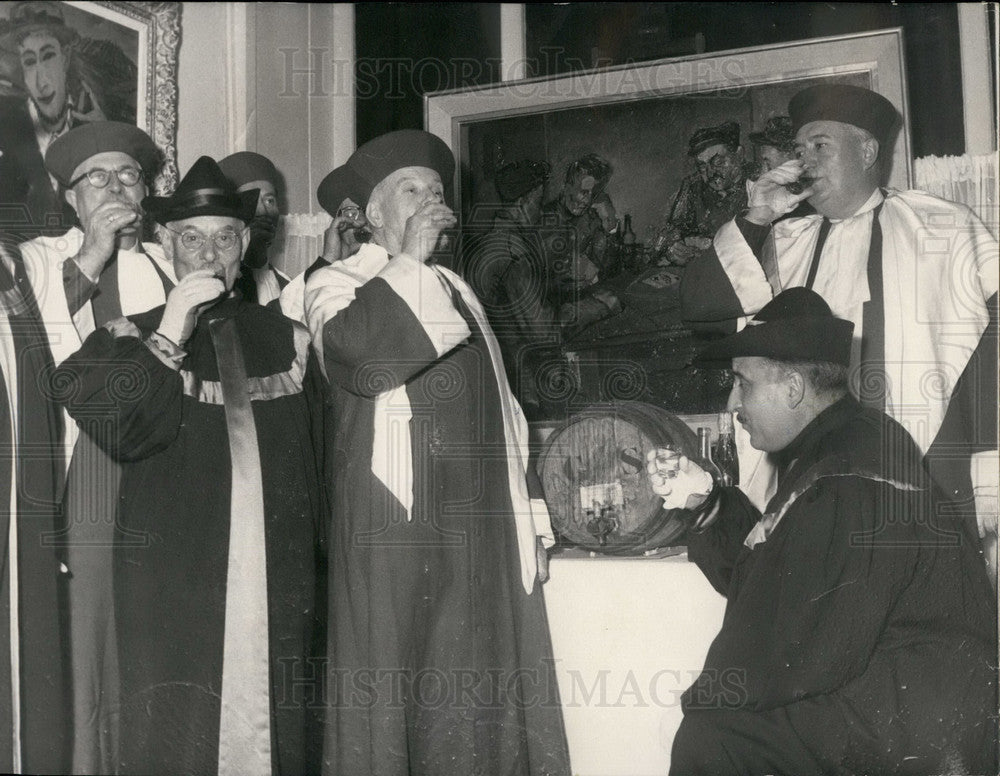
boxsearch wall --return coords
[176,2,355,215]
[175,3,230,174]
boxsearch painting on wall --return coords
[424,30,911,418]
[426,29,910,237]
[0,0,180,237]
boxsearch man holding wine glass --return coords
[646,287,997,776]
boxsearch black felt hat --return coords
[688,121,741,156]
[748,116,795,152]
[789,84,899,145]
[142,156,258,225]
[696,287,854,367]
[45,121,160,185]
[218,151,279,189]
[495,159,550,202]
[317,129,455,215]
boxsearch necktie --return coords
[858,203,886,409]
[804,217,831,291]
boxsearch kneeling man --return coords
[648,288,997,775]
[55,156,324,775]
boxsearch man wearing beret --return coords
[305,129,570,776]
[656,120,751,266]
[218,151,291,306]
[648,287,997,775]
[16,119,174,773]
[55,155,324,775]
[680,84,998,575]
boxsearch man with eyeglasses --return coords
[218,151,291,306]
[55,155,324,775]
[654,120,751,267]
[16,118,174,774]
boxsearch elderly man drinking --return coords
[55,155,324,776]
[305,129,569,776]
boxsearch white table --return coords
[544,553,726,776]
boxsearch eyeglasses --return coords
[68,165,143,189]
[163,225,244,252]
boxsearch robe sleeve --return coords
[679,217,776,334]
[305,252,471,395]
[754,476,921,710]
[680,216,776,329]
[54,327,184,462]
[685,486,760,596]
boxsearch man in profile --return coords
[648,288,997,775]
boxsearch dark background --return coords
[355,2,995,159]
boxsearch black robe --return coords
[672,397,998,775]
[56,297,325,775]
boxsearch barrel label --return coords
[579,482,624,510]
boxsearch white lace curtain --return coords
[271,212,332,279]
[914,152,998,237]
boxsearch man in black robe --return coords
[55,156,324,775]
[305,130,570,776]
[647,288,997,775]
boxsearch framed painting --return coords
[0,0,180,234]
[424,29,911,417]
[425,28,910,234]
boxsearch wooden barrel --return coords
[538,401,698,555]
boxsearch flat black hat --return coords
[317,129,455,216]
[218,151,279,189]
[45,121,160,185]
[748,116,795,152]
[142,156,258,225]
[789,84,899,145]
[696,287,854,367]
[495,159,550,202]
[688,121,741,156]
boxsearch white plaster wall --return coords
[176,2,231,174]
